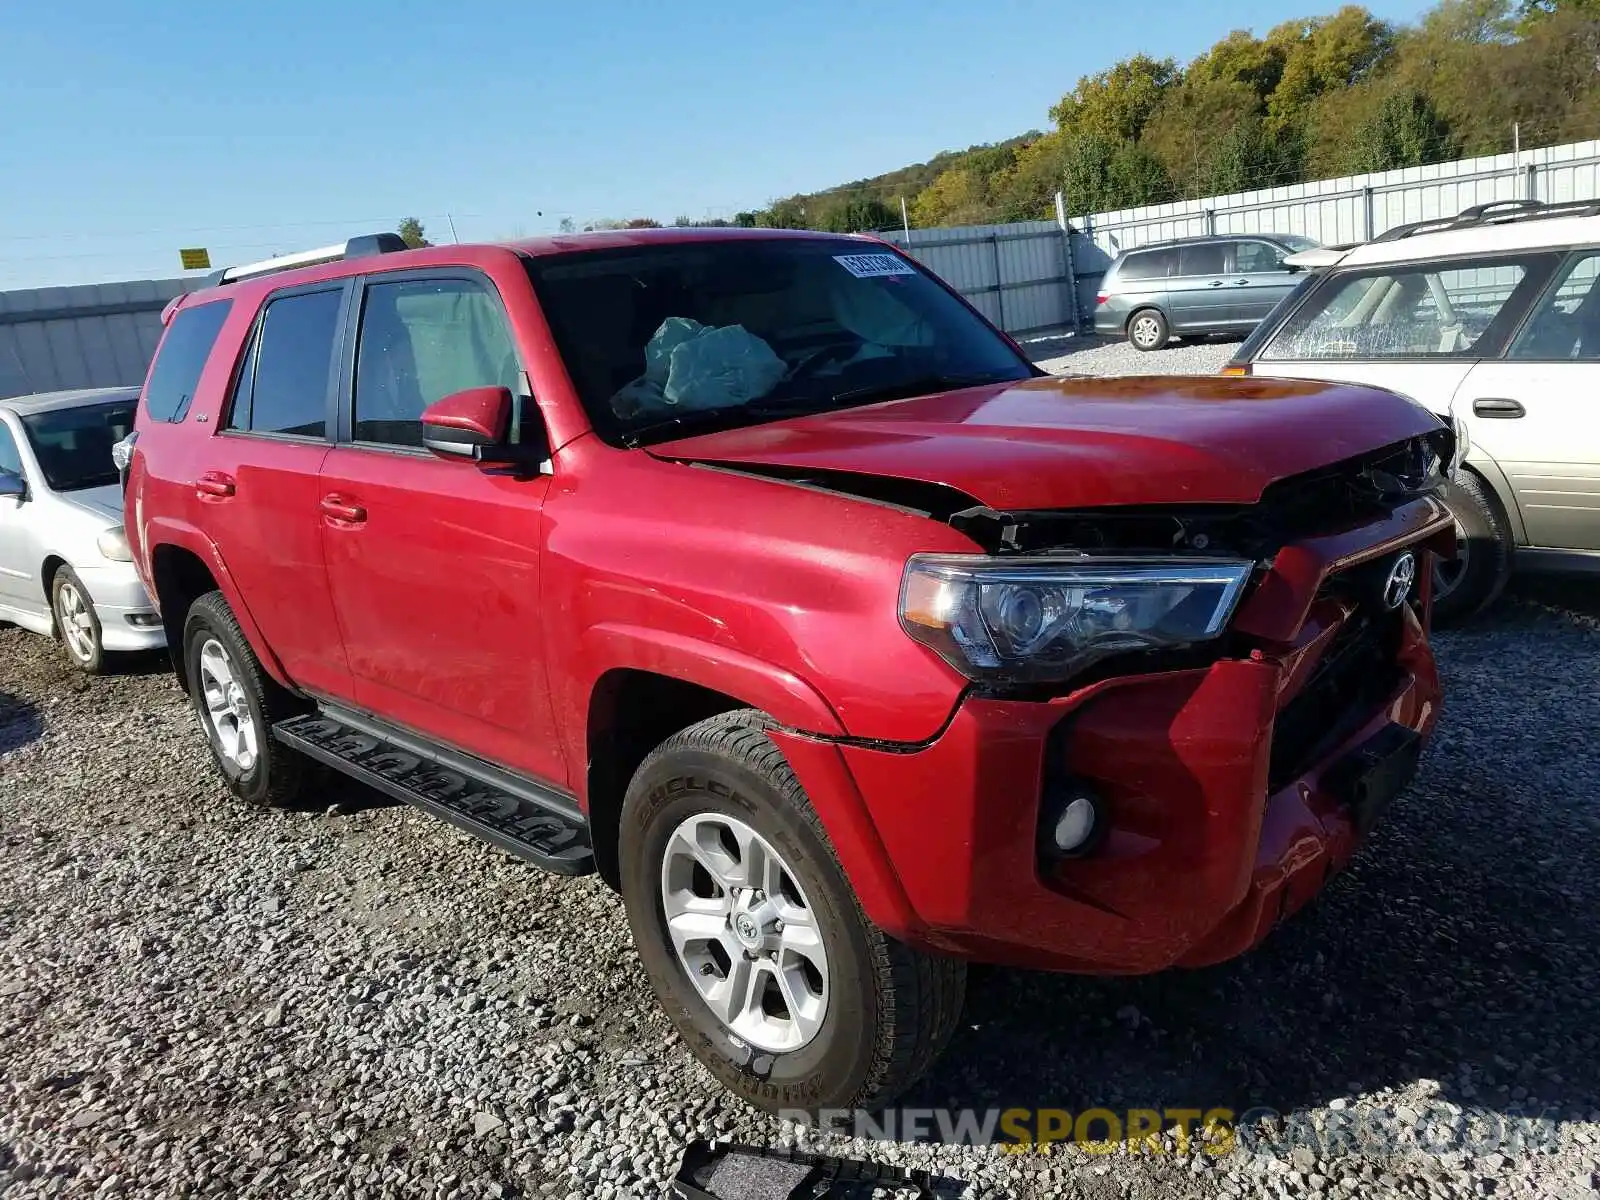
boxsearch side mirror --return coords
[0,470,25,501]
[420,386,550,471]
[421,386,513,459]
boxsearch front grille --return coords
[1268,600,1404,791]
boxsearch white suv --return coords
[1224,199,1600,622]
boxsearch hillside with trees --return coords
[736,0,1600,232]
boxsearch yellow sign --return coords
[179,248,212,270]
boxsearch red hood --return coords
[649,375,1443,510]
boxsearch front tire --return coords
[182,590,310,807]
[52,567,104,674]
[1127,307,1170,351]
[619,710,965,1115]
[1432,472,1513,625]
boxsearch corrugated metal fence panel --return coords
[0,277,198,400]
[881,220,1074,337]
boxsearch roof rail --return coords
[202,232,410,287]
[1373,198,1600,244]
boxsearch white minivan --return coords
[1224,199,1600,622]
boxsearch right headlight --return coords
[899,555,1254,684]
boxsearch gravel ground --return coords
[4,584,1598,1200]
[1027,332,1238,378]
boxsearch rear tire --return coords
[619,709,965,1116]
[1127,308,1170,351]
[1432,472,1513,626]
[182,590,311,807]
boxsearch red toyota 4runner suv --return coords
[125,229,1456,1114]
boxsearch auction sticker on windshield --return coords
[834,253,917,279]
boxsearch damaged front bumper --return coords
[789,496,1453,974]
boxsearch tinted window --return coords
[0,423,21,477]
[1234,242,1284,273]
[1179,243,1226,276]
[143,300,231,422]
[1118,249,1176,282]
[1510,251,1600,361]
[525,238,1031,447]
[354,278,520,446]
[1264,256,1543,361]
[228,289,341,437]
[20,400,136,492]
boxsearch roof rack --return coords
[1373,198,1600,243]
[202,232,410,287]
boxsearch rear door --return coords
[1228,240,1299,325]
[1109,248,1174,325]
[1248,251,1558,418]
[1169,242,1231,331]
[202,283,354,699]
[1452,249,1600,551]
[317,269,568,787]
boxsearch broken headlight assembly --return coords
[899,555,1254,684]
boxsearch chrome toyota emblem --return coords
[1383,552,1417,610]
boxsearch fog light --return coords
[126,612,161,628]
[1041,781,1104,858]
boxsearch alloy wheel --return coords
[55,581,96,664]
[197,637,259,773]
[660,812,829,1053]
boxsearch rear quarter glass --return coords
[142,299,233,422]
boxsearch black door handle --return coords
[1472,398,1526,419]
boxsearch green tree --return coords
[396,217,428,248]
[813,193,898,232]
[757,196,810,229]
[1049,54,1178,142]
[1060,133,1175,215]
[1341,87,1459,171]
[1266,7,1396,136]
[911,169,993,227]
[558,217,576,234]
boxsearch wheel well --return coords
[39,556,67,625]
[149,544,219,689]
[585,670,747,889]
[1127,305,1164,331]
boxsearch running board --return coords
[273,709,594,876]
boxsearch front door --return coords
[1228,240,1299,325]
[318,271,568,788]
[1453,249,1600,551]
[203,282,353,699]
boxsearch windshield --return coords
[1277,235,1321,252]
[21,399,136,492]
[524,237,1032,446]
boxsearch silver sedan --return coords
[0,387,164,672]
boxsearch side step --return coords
[273,708,594,876]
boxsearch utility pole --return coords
[446,213,461,244]
[900,196,911,243]
[1513,122,1520,166]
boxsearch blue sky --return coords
[1,0,1435,290]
